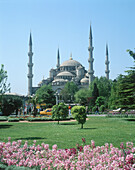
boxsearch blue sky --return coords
[0,0,135,95]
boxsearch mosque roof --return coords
[52,79,68,82]
[57,71,74,77]
[60,55,81,67]
[80,77,89,83]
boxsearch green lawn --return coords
[0,117,135,149]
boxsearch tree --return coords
[0,64,10,94]
[60,82,78,103]
[109,49,135,110]
[108,78,120,109]
[74,88,90,105]
[88,82,99,108]
[95,96,105,107]
[117,72,135,110]
[32,96,38,117]
[35,84,55,108]
[1,96,22,116]
[52,103,68,124]
[71,106,86,129]
[89,77,112,108]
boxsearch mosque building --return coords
[27,25,110,96]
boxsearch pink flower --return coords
[8,137,11,141]
[44,144,49,150]
[52,144,57,150]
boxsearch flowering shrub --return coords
[0,138,135,169]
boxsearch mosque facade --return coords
[27,25,110,96]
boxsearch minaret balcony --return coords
[105,70,110,73]
[28,52,33,56]
[88,70,94,74]
[88,58,94,62]
[88,47,94,51]
[28,63,33,67]
[27,74,33,78]
[105,60,110,64]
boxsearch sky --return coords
[0,0,135,95]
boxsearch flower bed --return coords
[0,138,135,169]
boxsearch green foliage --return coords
[27,117,53,121]
[0,116,8,121]
[52,103,68,124]
[117,72,135,110]
[90,77,112,98]
[92,106,97,112]
[0,64,10,94]
[35,85,55,108]
[60,82,78,103]
[75,88,90,105]
[1,96,22,116]
[89,77,112,108]
[109,49,135,110]
[8,118,20,122]
[95,96,105,107]
[127,49,135,60]
[71,106,86,129]
[99,105,105,112]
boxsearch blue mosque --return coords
[27,25,110,96]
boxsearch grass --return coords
[0,117,135,149]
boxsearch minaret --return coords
[27,33,33,96]
[88,25,94,84]
[105,44,110,79]
[56,48,60,68]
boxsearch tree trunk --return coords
[81,123,83,129]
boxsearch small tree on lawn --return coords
[71,106,86,129]
[52,103,68,124]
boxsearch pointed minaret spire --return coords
[105,43,110,80]
[27,32,34,96]
[88,24,94,84]
[29,32,32,46]
[56,48,60,68]
[89,24,92,40]
[70,53,73,60]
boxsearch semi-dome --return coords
[80,77,89,83]
[52,79,67,83]
[60,56,81,67]
[57,71,74,77]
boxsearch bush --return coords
[52,103,68,124]
[0,116,8,121]
[71,106,86,129]
[92,106,96,112]
[27,117,53,122]
[99,105,105,112]
[8,118,19,122]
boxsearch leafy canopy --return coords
[0,64,10,94]
[71,105,86,129]
[60,82,78,103]
[52,103,68,124]
[35,84,55,107]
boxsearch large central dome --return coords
[60,56,81,67]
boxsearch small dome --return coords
[80,77,89,83]
[57,71,74,77]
